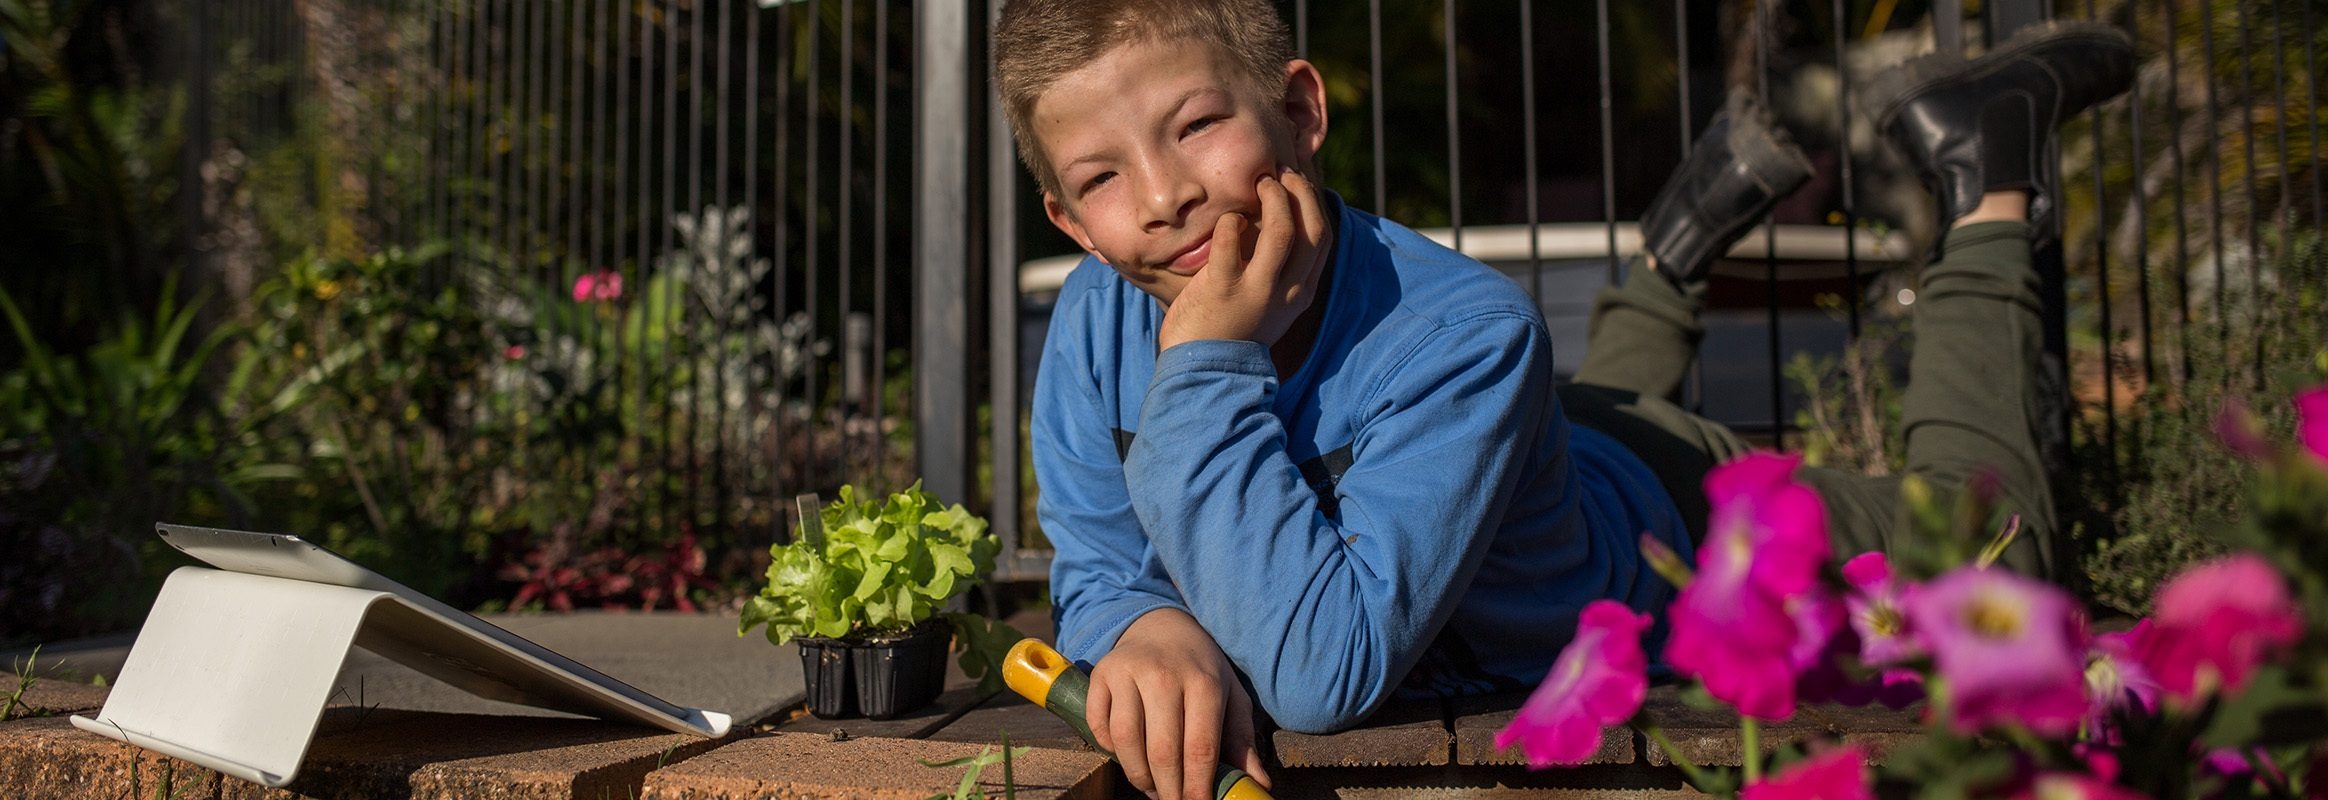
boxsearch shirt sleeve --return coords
[1122,312,1555,733]
[1031,309,1190,670]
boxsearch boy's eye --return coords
[1082,171,1116,193]
[1184,116,1222,136]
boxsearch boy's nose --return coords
[1137,171,1204,233]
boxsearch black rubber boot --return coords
[1862,21,2135,245]
[1638,88,1816,286]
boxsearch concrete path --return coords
[2,611,805,728]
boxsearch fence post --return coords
[181,2,212,290]
[915,0,972,507]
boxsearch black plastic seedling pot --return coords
[797,622,950,719]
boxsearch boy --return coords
[997,1,2131,797]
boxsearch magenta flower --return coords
[2134,554,2302,705]
[1902,567,2089,735]
[1496,600,1652,768]
[573,269,623,303]
[1842,552,1921,666]
[2082,621,2158,741]
[2297,385,2328,465]
[2212,398,2273,460]
[1738,746,1871,800]
[1666,453,1832,721]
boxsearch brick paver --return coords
[639,732,1112,800]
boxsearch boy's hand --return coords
[1089,608,1273,800]
[1157,169,1330,352]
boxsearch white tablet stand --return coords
[71,567,732,788]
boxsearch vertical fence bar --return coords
[662,0,683,534]
[1368,0,1385,213]
[987,0,1024,574]
[1521,0,1540,300]
[1833,0,1859,339]
[774,0,793,529]
[713,0,735,530]
[2306,0,2324,263]
[1933,0,1963,53]
[1595,0,1618,284]
[635,0,656,535]
[608,0,631,529]
[2129,0,2154,386]
[1443,0,1461,251]
[871,0,890,492]
[1296,0,1308,59]
[2267,0,2291,329]
[687,0,709,528]
[2087,0,2115,459]
[2199,0,2226,387]
[1757,1,1782,445]
[806,0,822,482]
[840,0,856,441]
[181,0,211,289]
[2235,0,2262,390]
[915,0,973,509]
[2164,0,2193,386]
[746,0,766,527]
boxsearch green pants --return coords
[1561,221,2054,577]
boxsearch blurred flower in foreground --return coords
[1496,600,1651,767]
[2296,384,2328,465]
[2012,772,2149,800]
[2212,398,2273,460]
[1903,567,2088,735]
[1843,553,1920,667]
[1667,453,1830,721]
[2134,554,2301,706]
[1738,746,1870,800]
[573,270,623,303]
[2081,620,2158,742]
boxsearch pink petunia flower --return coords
[2212,398,2274,460]
[2134,554,2302,706]
[1843,552,1922,667]
[2297,385,2328,465]
[573,269,623,303]
[1496,600,1652,768]
[2082,620,2159,742]
[1902,567,2089,735]
[1738,746,1871,800]
[1667,453,1832,721]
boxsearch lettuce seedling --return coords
[739,482,1000,644]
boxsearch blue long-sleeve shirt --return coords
[1032,197,1690,733]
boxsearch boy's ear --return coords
[1282,59,1329,168]
[1042,192,1108,265]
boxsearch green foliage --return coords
[918,738,1028,800]
[1785,305,1909,477]
[0,277,282,643]
[2075,282,2328,616]
[739,484,998,644]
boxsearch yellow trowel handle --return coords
[1002,639,1272,800]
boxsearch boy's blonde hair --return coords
[993,0,1295,197]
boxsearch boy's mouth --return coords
[1162,233,1212,277]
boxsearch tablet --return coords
[153,523,733,738]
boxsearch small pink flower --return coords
[2014,773,2149,800]
[2296,385,2328,465]
[1902,567,2089,735]
[2082,621,2158,741]
[1667,453,1832,721]
[1739,746,1871,800]
[2135,554,2302,705]
[2212,399,2274,460]
[1843,552,1921,667]
[503,344,526,360]
[1496,600,1652,768]
[573,270,623,303]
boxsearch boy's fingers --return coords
[1247,176,1296,284]
[1087,676,1115,753]
[1225,687,1271,789]
[1145,687,1185,800]
[1205,212,1248,285]
[1112,687,1155,796]
[1182,685,1225,800]
[1285,169,1330,280]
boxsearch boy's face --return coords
[1033,39,1328,307]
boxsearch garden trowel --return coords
[1001,638,1271,800]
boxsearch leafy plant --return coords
[739,483,998,643]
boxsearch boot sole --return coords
[1860,20,2134,133]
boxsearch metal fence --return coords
[178,0,2325,583]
